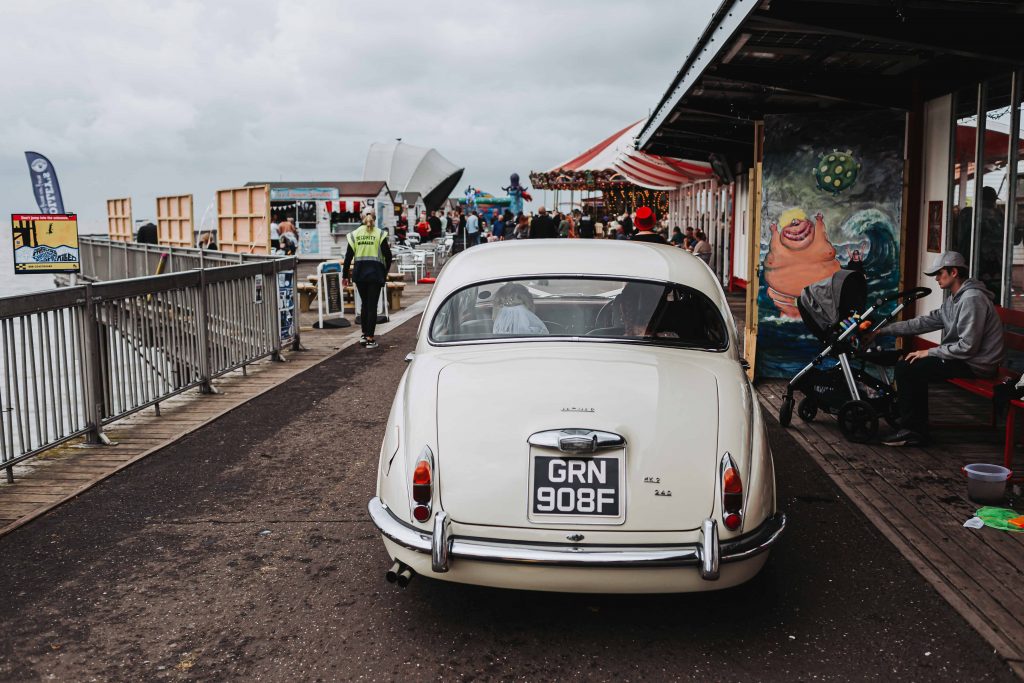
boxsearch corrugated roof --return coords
[638,0,1024,158]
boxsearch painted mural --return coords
[756,111,905,378]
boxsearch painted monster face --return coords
[779,215,814,249]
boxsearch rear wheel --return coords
[838,400,878,443]
[779,396,794,427]
[797,397,818,422]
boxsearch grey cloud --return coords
[0,0,716,233]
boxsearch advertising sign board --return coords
[11,213,80,274]
[269,187,340,201]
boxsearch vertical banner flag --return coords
[24,151,65,214]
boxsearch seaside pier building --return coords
[637,0,1024,376]
[244,181,394,259]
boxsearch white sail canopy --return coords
[363,142,464,211]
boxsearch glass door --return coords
[976,76,1012,303]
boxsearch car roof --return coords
[431,240,726,304]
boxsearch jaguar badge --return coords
[566,533,585,542]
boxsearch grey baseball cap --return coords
[923,250,968,276]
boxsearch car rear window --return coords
[429,277,728,350]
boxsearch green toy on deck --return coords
[976,507,1024,532]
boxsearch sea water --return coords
[0,225,86,298]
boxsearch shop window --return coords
[297,201,317,224]
[330,210,362,231]
[1012,78,1024,311]
[950,86,979,256]
[950,78,1017,305]
[976,76,1012,302]
[271,202,296,224]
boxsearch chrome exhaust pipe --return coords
[385,560,416,587]
[396,565,415,588]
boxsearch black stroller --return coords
[777,269,931,443]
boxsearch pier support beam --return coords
[81,283,113,447]
[196,268,219,394]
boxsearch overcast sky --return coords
[1,0,717,239]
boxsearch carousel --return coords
[529,118,713,217]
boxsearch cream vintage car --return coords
[369,240,784,593]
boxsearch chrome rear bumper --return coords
[367,497,786,581]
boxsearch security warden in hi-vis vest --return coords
[343,213,394,348]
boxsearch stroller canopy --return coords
[798,269,867,340]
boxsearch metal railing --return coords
[0,256,295,481]
[78,235,277,281]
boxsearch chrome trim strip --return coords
[528,428,626,453]
[432,511,451,573]
[719,513,787,563]
[699,518,720,580]
[368,498,785,572]
[369,498,432,552]
[410,446,435,518]
[427,336,729,354]
[720,452,745,534]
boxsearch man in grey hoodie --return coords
[874,251,1004,446]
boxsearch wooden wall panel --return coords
[156,194,194,247]
[107,197,133,242]
[216,186,269,254]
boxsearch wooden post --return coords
[744,120,765,380]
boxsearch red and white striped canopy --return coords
[325,200,361,213]
[550,119,712,190]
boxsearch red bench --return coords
[911,306,1024,473]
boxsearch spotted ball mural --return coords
[756,111,905,378]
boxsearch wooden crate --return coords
[107,197,132,242]
[156,194,194,247]
[217,185,269,254]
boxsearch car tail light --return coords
[411,447,434,522]
[721,453,743,531]
[412,461,431,502]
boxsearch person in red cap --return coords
[630,207,667,244]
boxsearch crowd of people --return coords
[392,205,714,262]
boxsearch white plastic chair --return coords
[416,246,436,270]
[411,251,427,278]
[396,253,419,280]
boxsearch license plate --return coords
[529,454,624,523]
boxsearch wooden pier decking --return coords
[757,382,1024,675]
[0,279,431,537]
[725,292,1024,675]
[4,282,1023,674]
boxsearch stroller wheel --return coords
[797,397,818,422]
[779,396,794,427]
[838,400,878,443]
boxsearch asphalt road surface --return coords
[0,317,1015,682]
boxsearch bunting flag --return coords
[24,151,65,214]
